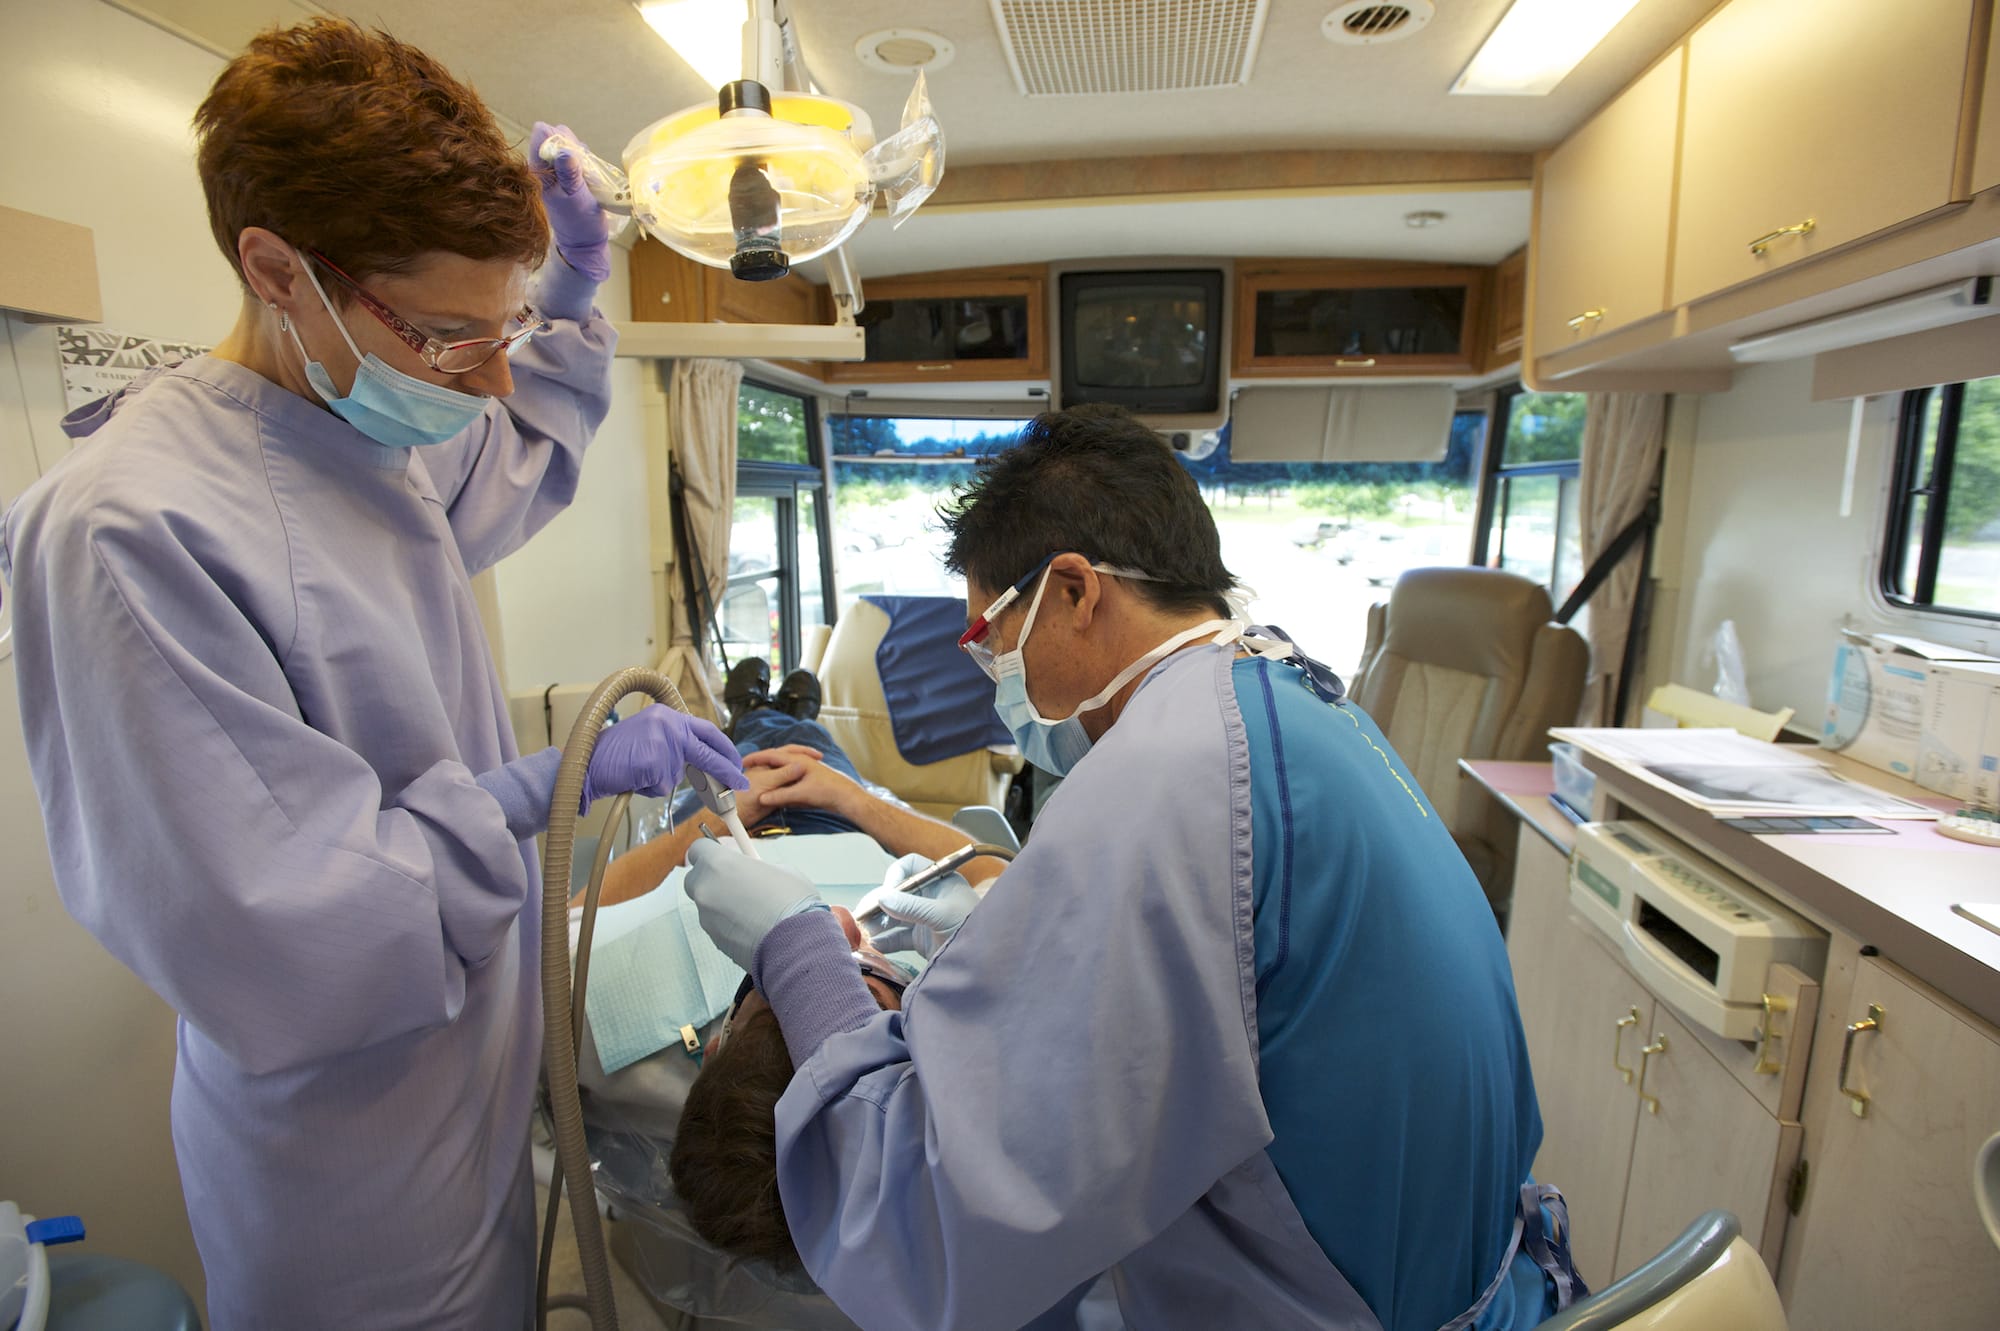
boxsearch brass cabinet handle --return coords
[1637,1033,1669,1115]
[1749,219,1816,256]
[1612,1007,1641,1084]
[915,363,954,372]
[1335,357,1377,368]
[1752,992,1791,1076]
[1839,1003,1884,1117]
[1566,309,1606,331]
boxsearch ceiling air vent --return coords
[1322,0,1434,46]
[990,0,1270,97]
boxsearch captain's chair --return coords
[804,596,1024,821]
[1538,1210,1786,1330]
[1351,567,1588,902]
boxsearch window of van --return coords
[825,414,1017,606]
[829,410,1486,677]
[716,381,834,679]
[1884,376,2000,619]
[1474,389,1586,605]
[1180,410,1487,674]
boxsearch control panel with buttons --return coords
[1571,820,1828,1040]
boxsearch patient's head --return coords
[669,908,905,1271]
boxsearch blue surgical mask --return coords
[992,565,1238,776]
[285,252,489,449]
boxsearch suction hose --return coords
[538,666,697,1330]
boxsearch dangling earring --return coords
[268,302,289,333]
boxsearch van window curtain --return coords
[1577,392,1666,724]
[660,358,744,722]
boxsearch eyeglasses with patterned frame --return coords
[307,249,547,374]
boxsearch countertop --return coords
[1463,752,2000,1028]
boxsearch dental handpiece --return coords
[687,765,761,860]
[852,843,985,930]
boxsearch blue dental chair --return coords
[804,597,1024,822]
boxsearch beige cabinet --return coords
[1975,7,2000,195]
[1782,958,2000,1329]
[1508,826,1651,1290]
[1673,0,1979,306]
[1530,49,1682,355]
[1613,1004,1803,1274]
[1505,824,1813,1291]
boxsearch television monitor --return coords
[1059,270,1225,416]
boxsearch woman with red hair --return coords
[1,18,743,1328]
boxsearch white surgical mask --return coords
[991,564,1239,776]
[285,250,489,449]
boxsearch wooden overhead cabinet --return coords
[824,265,1047,384]
[1529,49,1681,357]
[1672,0,1981,307]
[1232,261,1486,377]
[628,235,824,328]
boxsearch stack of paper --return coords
[1550,727,1940,820]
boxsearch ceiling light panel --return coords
[637,0,744,91]
[1452,0,1645,97]
[991,0,1271,97]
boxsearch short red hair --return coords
[194,18,548,284]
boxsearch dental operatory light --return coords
[606,1,944,280]
[1450,0,1645,96]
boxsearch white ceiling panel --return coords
[133,0,1690,275]
[300,0,1713,168]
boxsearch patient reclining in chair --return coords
[668,905,909,1271]
[597,671,1005,908]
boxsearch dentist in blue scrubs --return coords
[686,404,1584,1331]
[1,19,742,1329]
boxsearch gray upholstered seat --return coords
[1350,567,1588,902]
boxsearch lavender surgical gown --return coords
[1,302,613,1328]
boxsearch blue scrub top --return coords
[1240,656,1547,1331]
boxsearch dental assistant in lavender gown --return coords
[0,18,743,1330]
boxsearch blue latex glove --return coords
[582,705,745,815]
[685,839,825,971]
[529,121,613,282]
[856,853,979,959]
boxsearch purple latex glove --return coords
[582,705,746,815]
[529,121,613,283]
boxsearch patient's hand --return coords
[747,751,864,822]
[735,745,822,826]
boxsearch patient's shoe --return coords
[773,669,821,722]
[723,656,772,734]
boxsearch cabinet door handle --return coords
[1752,992,1790,1076]
[1839,1003,1884,1117]
[1637,1033,1669,1115]
[1612,1007,1641,1084]
[1335,357,1377,368]
[915,363,954,372]
[1566,309,1605,331]
[1748,219,1816,256]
